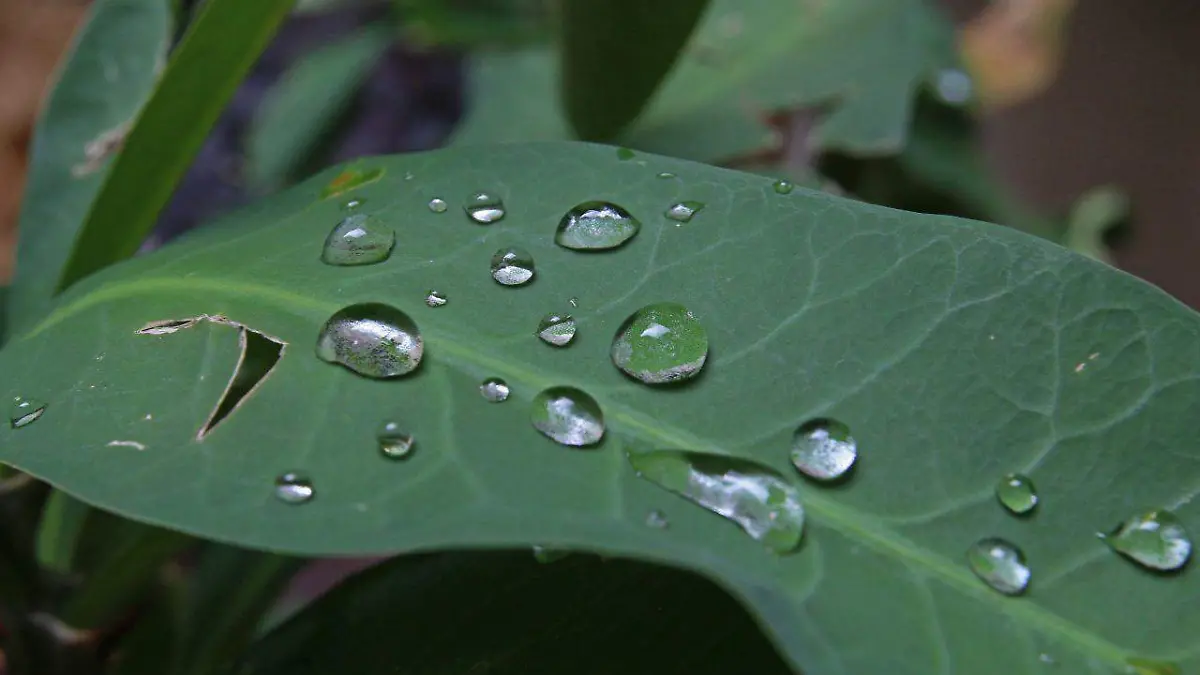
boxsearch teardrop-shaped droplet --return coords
[464,192,505,224]
[664,201,705,223]
[611,302,708,384]
[425,290,447,308]
[490,247,536,286]
[320,214,394,266]
[1102,509,1192,571]
[556,201,641,251]
[627,449,804,554]
[9,396,46,429]
[532,545,569,563]
[316,303,424,378]
[996,473,1038,514]
[536,313,577,347]
[790,418,857,480]
[342,198,365,211]
[377,421,415,459]
[645,510,670,529]
[480,378,510,403]
[1126,657,1181,675]
[530,386,604,447]
[427,198,447,213]
[274,472,315,504]
[966,537,1030,595]
[773,179,794,195]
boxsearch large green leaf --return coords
[0,143,1197,674]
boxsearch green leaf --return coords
[0,142,1198,674]
[1063,186,1129,264]
[35,490,91,574]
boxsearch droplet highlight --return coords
[274,472,315,504]
[427,198,448,213]
[611,302,708,384]
[377,421,415,459]
[790,419,857,481]
[664,201,704,223]
[1102,509,1192,571]
[490,247,536,286]
[320,214,394,266]
[656,171,676,179]
[530,386,604,447]
[316,303,424,378]
[480,378,511,403]
[464,192,505,224]
[772,179,794,195]
[966,538,1030,595]
[996,473,1038,515]
[556,201,641,251]
[424,290,447,308]
[9,397,46,429]
[536,313,577,347]
[342,198,365,211]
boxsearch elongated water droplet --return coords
[627,450,804,553]
[428,198,447,213]
[645,510,670,529]
[274,472,314,504]
[316,303,424,378]
[9,397,46,429]
[531,386,604,447]
[425,290,447,307]
[532,545,569,563]
[616,147,636,160]
[1126,657,1181,675]
[536,313,577,347]
[996,473,1038,514]
[1102,509,1191,571]
[611,302,708,384]
[490,247,536,286]
[377,421,415,459]
[342,198,365,211]
[791,418,857,480]
[656,171,676,179]
[966,538,1030,595]
[464,192,505,224]
[320,214,394,266]
[480,378,510,403]
[664,201,704,223]
[773,179,794,195]
[556,201,641,251]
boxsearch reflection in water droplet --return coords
[773,179,794,195]
[790,419,856,480]
[966,538,1030,595]
[934,68,973,105]
[428,198,448,213]
[556,201,641,250]
[536,313,577,347]
[320,214,395,266]
[645,510,670,529]
[1102,509,1191,571]
[342,198,365,211]
[490,247,536,286]
[996,473,1038,514]
[611,302,708,384]
[9,397,46,429]
[377,421,415,459]
[480,378,511,403]
[1126,657,1181,675]
[532,546,569,563]
[627,450,804,553]
[531,386,604,447]
[656,172,676,179]
[664,201,705,223]
[464,192,506,224]
[616,147,636,160]
[425,290,447,308]
[316,303,424,378]
[275,472,315,504]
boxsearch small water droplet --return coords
[1126,657,1181,675]
[536,313,577,347]
[996,473,1038,514]
[966,538,1030,595]
[1102,509,1191,571]
[772,179,794,195]
[425,290,447,307]
[627,450,804,554]
[274,472,314,504]
[377,421,415,459]
[490,247,536,286]
[532,545,569,563]
[316,303,424,378]
[464,192,506,224]
[656,171,676,179]
[480,378,510,403]
[568,297,579,308]
[790,419,857,480]
[1037,653,1055,665]
[645,509,670,529]
[616,147,636,160]
[664,201,705,223]
[342,198,365,211]
[9,397,46,429]
[530,386,604,447]
[428,198,448,213]
[556,201,641,251]
[320,213,395,266]
[611,302,708,384]
[934,68,973,105]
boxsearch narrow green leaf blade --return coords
[35,490,91,574]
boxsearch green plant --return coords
[0,1,1193,675]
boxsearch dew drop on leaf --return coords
[316,303,424,378]
[9,396,46,429]
[656,171,676,179]
[536,313,577,347]
[645,510,670,529]
[480,378,511,403]
[424,290,448,308]
[773,179,794,195]
[627,450,804,554]
[530,386,604,447]
[611,302,708,384]
[377,421,415,460]
[342,198,364,211]
[568,297,579,308]
[490,247,536,286]
[664,201,705,223]
[966,537,1030,595]
[790,418,857,481]
[427,198,448,213]
[1102,509,1192,571]
[532,546,569,563]
[996,473,1038,515]
[320,214,395,266]
[274,472,315,504]
[556,201,641,251]
[464,192,506,224]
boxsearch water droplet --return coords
[274,472,314,504]
[342,198,365,210]
[425,290,447,307]
[530,386,604,447]
[790,419,857,481]
[934,68,973,105]
[490,247,536,286]
[556,201,641,251]
[316,303,424,378]
[321,166,384,198]
[616,147,636,160]
[645,509,670,529]
[772,179,794,195]
[1037,653,1054,665]
[464,192,506,224]
[9,397,46,429]
[996,473,1038,514]
[377,421,415,459]
[536,313,577,347]
[320,214,394,266]
[966,538,1030,595]
[480,378,510,403]
[532,545,569,563]
[427,198,447,213]
[626,450,804,554]
[664,201,705,223]
[568,297,579,308]
[1101,509,1191,571]
[1126,657,1181,675]
[611,302,708,384]
[656,171,676,179]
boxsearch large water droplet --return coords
[966,538,1030,595]
[664,201,704,223]
[556,202,641,251]
[530,386,604,447]
[1102,509,1192,571]
[378,421,415,459]
[627,450,804,553]
[9,396,46,429]
[274,472,315,504]
[425,290,447,308]
[464,192,506,224]
[532,546,569,563]
[790,418,856,480]
[490,247,536,286]
[480,378,510,403]
[320,214,394,266]
[645,510,670,529]
[996,473,1038,514]
[316,303,424,378]
[773,179,794,195]
[536,313,577,347]
[427,198,447,213]
[611,302,708,384]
